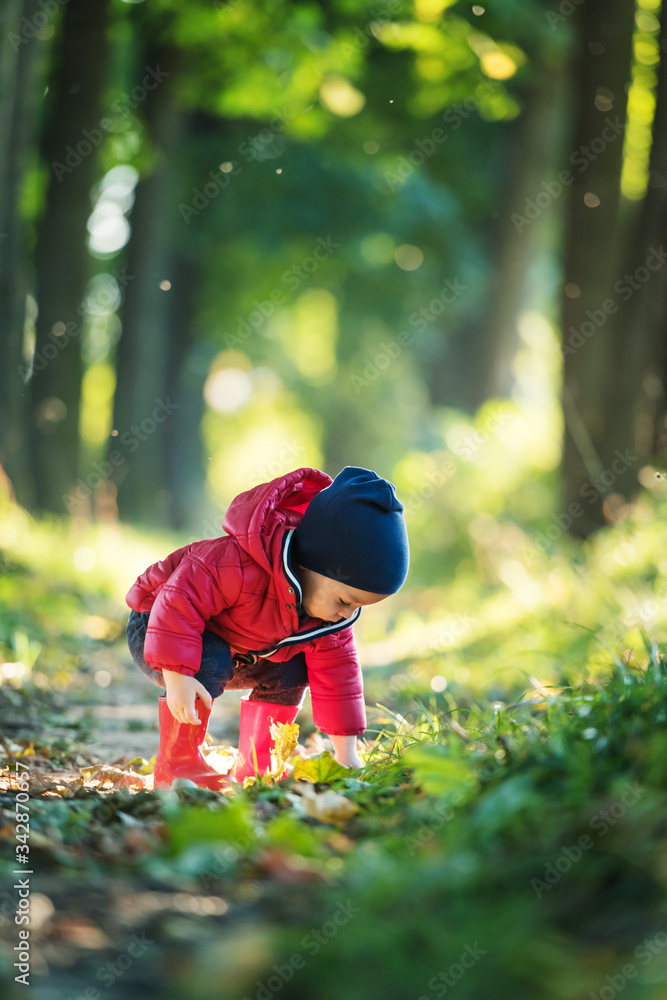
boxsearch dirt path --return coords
[78,640,248,763]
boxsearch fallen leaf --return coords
[255,847,323,883]
[268,720,300,779]
[122,824,162,854]
[292,751,350,784]
[80,765,147,790]
[326,832,355,852]
[202,750,235,775]
[298,785,358,824]
[50,915,111,949]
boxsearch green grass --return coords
[3,493,667,998]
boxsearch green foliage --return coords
[64,0,564,529]
[401,742,477,800]
[163,794,255,856]
[4,519,667,996]
[4,400,667,999]
[291,750,351,783]
[2,0,665,992]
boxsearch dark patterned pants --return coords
[126,610,307,706]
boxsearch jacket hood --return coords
[222,467,332,574]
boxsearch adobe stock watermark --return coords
[110,69,171,123]
[403,407,510,508]
[562,245,667,357]
[61,933,154,999]
[403,791,469,856]
[531,782,644,898]
[222,236,341,348]
[236,106,299,162]
[51,66,170,181]
[623,581,667,630]
[337,0,406,61]
[12,759,31,986]
[179,161,241,223]
[241,899,359,1000]
[545,0,586,29]
[252,442,304,487]
[385,80,501,192]
[403,459,457,513]
[179,105,299,223]
[18,264,134,383]
[198,834,255,889]
[427,615,477,653]
[511,116,626,233]
[8,0,69,52]
[448,408,512,462]
[523,447,639,558]
[387,616,474,696]
[350,275,468,394]
[399,409,510,515]
[417,942,487,999]
[61,397,179,513]
[199,441,303,539]
[212,0,243,17]
[588,921,667,1000]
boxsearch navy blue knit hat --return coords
[293,467,409,594]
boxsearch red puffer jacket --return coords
[125,468,366,736]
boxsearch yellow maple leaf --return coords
[267,720,300,782]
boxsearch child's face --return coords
[296,565,389,623]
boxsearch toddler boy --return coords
[126,466,409,789]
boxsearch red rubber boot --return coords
[153,696,229,791]
[232,698,299,783]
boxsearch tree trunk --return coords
[28,0,112,513]
[0,0,51,502]
[111,44,187,525]
[560,0,636,535]
[609,7,667,472]
[478,58,571,405]
[164,276,209,532]
[424,52,570,412]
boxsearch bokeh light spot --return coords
[394,244,424,271]
[319,77,366,117]
[480,50,517,80]
[73,547,97,572]
[204,368,252,414]
[361,233,396,265]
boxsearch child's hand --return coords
[330,733,364,770]
[163,670,212,725]
[336,751,364,770]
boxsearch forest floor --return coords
[3,500,667,1000]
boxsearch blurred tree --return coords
[8,0,664,543]
[163,243,210,530]
[0,0,50,503]
[28,0,112,512]
[414,2,569,411]
[110,23,190,525]
[475,62,568,405]
[609,4,667,496]
[561,0,663,533]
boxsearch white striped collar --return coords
[274,528,361,649]
[282,527,304,607]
